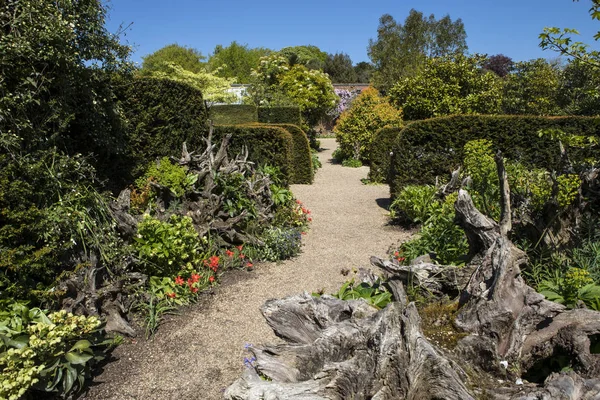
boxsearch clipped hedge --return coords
[258,107,302,125]
[214,125,294,184]
[389,115,600,197]
[121,77,209,179]
[210,105,258,125]
[262,124,313,184]
[368,127,402,183]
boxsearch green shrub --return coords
[255,227,302,261]
[334,87,403,161]
[214,125,294,184]
[0,302,117,399]
[134,215,206,277]
[539,268,600,310]
[389,115,600,197]
[311,150,322,172]
[258,107,302,125]
[120,77,209,180]
[136,157,197,197]
[210,105,258,125]
[342,158,363,168]
[368,127,402,183]
[262,124,313,183]
[390,185,440,223]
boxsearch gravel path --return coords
[84,138,411,400]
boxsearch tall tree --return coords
[140,44,205,75]
[368,10,468,92]
[207,41,271,83]
[324,53,358,83]
[279,45,328,70]
[354,62,375,83]
[483,54,514,77]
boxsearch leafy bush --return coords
[539,268,600,310]
[368,126,401,183]
[390,185,440,223]
[388,54,503,121]
[0,151,126,303]
[258,107,301,125]
[255,227,302,261]
[136,157,197,198]
[342,158,363,168]
[134,215,206,277]
[331,279,393,309]
[389,115,600,197]
[0,302,116,399]
[120,77,209,180]
[311,150,322,172]
[216,172,258,218]
[397,194,468,265]
[334,87,403,161]
[210,105,258,125]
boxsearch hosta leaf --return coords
[65,351,94,365]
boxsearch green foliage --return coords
[245,55,338,127]
[367,127,401,183]
[390,185,440,223]
[331,279,393,309]
[216,172,258,218]
[388,115,600,197]
[311,150,322,172]
[324,53,358,83]
[0,0,131,162]
[134,215,206,277]
[120,77,209,179]
[501,59,561,116]
[539,268,600,310]
[557,59,600,116]
[354,62,375,84]
[264,124,313,184]
[368,10,468,92]
[254,227,303,261]
[136,157,196,198]
[0,151,125,302]
[341,158,363,168]
[388,54,503,121]
[140,44,206,75]
[207,41,271,83]
[270,185,293,207]
[258,107,302,125]
[213,125,294,184]
[463,139,501,219]
[334,87,403,161]
[0,303,116,399]
[149,63,236,104]
[210,105,259,125]
[397,193,468,265]
[278,45,328,70]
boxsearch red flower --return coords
[301,232,306,235]
[174,276,185,285]
[307,217,312,222]
[295,199,302,205]
[394,251,399,257]
[236,245,243,251]
[226,250,234,257]
[397,256,406,262]
[191,273,200,283]
[209,255,220,269]
[246,262,253,269]
[166,292,176,298]
[239,253,245,259]
[301,207,308,214]
[209,276,215,283]
[190,287,198,293]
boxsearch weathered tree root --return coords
[225,154,600,399]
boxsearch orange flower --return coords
[209,276,215,283]
[236,245,243,251]
[190,287,198,293]
[191,273,200,283]
[226,250,234,257]
[174,276,185,285]
[166,292,176,298]
[246,262,253,269]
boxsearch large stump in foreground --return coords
[225,155,600,399]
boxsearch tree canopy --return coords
[278,45,328,70]
[368,10,468,92]
[140,44,205,75]
[207,41,271,83]
[324,53,358,83]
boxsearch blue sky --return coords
[105,0,600,66]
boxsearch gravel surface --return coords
[83,138,411,400]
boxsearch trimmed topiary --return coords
[389,115,600,197]
[368,127,402,183]
[258,107,302,125]
[120,77,209,179]
[261,124,313,184]
[210,105,258,125]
